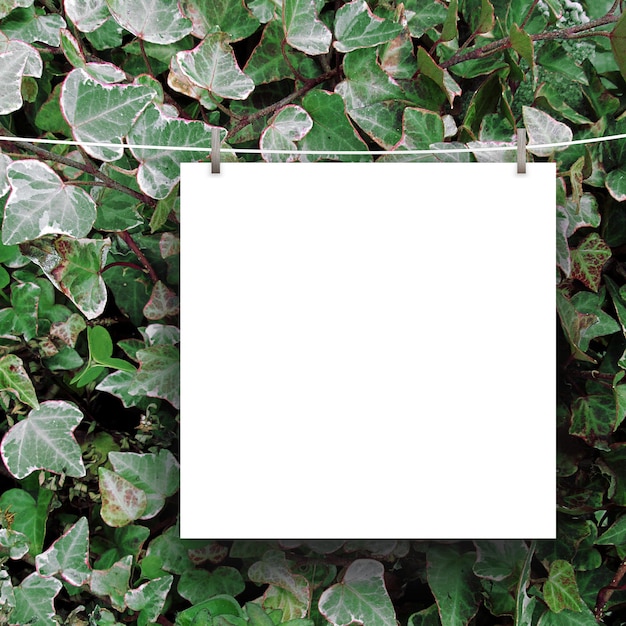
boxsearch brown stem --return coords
[118,231,159,283]
[102,261,146,273]
[595,559,626,620]
[228,69,338,139]
[139,38,155,76]
[521,0,540,30]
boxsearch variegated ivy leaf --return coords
[261,105,313,162]
[0,152,11,197]
[60,68,156,161]
[416,47,461,106]
[3,160,97,246]
[0,0,32,20]
[99,467,148,527]
[105,0,191,44]
[128,104,217,199]
[0,34,42,115]
[0,400,85,479]
[334,0,403,52]
[60,29,125,83]
[36,517,91,587]
[20,235,111,320]
[64,0,110,33]
[0,529,29,559]
[124,575,173,626]
[143,280,180,320]
[283,0,331,55]
[0,354,39,409]
[523,105,573,157]
[0,6,65,46]
[180,0,259,41]
[90,555,132,611]
[176,33,255,100]
[128,344,180,409]
[11,573,62,626]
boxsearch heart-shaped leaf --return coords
[261,105,313,162]
[176,33,254,100]
[0,6,66,46]
[0,354,39,409]
[64,0,109,33]
[523,105,573,157]
[128,344,180,409]
[569,394,616,450]
[36,517,91,587]
[543,560,585,613]
[105,0,192,44]
[90,555,132,611]
[11,573,62,626]
[473,541,529,582]
[0,34,42,115]
[124,575,173,626]
[283,0,331,55]
[99,467,148,527]
[143,280,180,320]
[334,0,402,53]
[0,0,32,20]
[570,233,611,292]
[20,235,110,319]
[180,0,259,41]
[319,560,396,626]
[0,400,85,479]
[61,68,156,161]
[3,160,97,245]
[108,450,180,519]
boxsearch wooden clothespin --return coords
[517,128,526,174]
[211,127,220,174]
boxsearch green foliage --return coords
[0,0,623,624]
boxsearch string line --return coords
[0,132,624,155]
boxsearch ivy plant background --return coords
[0,0,624,624]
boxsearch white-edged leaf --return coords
[64,0,110,32]
[109,450,180,519]
[283,0,331,55]
[523,105,573,157]
[99,467,147,527]
[0,34,42,115]
[60,29,125,82]
[0,7,66,46]
[0,400,85,479]
[124,575,173,624]
[90,555,132,611]
[319,560,396,626]
[177,33,254,100]
[128,344,179,409]
[105,0,191,43]
[261,105,313,162]
[3,160,96,245]
[36,517,91,587]
[0,151,11,198]
[11,573,62,626]
[0,354,39,409]
[180,0,259,41]
[0,0,32,20]
[334,0,402,52]
[0,528,29,559]
[60,68,156,161]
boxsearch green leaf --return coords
[562,194,600,237]
[10,572,62,626]
[180,0,259,41]
[556,289,596,363]
[0,528,29,559]
[261,105,313,162]
[104,264,151,326]
[0,354,39,409]
[569,291,620,351]
[60,68,156,161]
[0,34,42,115]
[178,567,245,605]
[440,0,458,42]
[536,41,588,85]
[515,541,537,626]
[88,325,136,372]
[473,540,528,581]
[0,0,31,19]
[90,555,132,611]
[543,560,585,613]
[99,467,148,527]
[35,517,91,587]
[299,90,371,162]
[0,6,65,46]
[510,23,534,74]
[3,160,97,245]
[404,1,447,38]
[108,450,179,519]
[537,607,598,626]
[606,276,626,337]
[595,515,626,545]
[124,575,173,626]
[143,280,180,320]
[319,559,396,626]
[105,0,192,44]
[605,165,626,202]
[426,545,480,626]
[417,47,461,106]
[379,106,444,161]
[570,233,611,292]
[610,11,626,82]
[522,106,573,157]
[128,344,180,409]
[176,33,254,100]
[0,400,85,479]
[145,523,194,575]
[0,488,48,555]
[283,0,331,55]
[570,395,617,451]
[64,0,110,33]
[557,209,570,276]
[334,0,402,53]
[20,235,110,319]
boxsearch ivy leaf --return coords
[99,467,148,527]
[180,0,259,41]
[0,0,31,19]
[536,607,598,626]
[0,354,39,409]
[261,105,313,162]
[35,517,91,587]
[64,0,110,33]
[60,68,156,161]
[319,560,396,626]
[416,47,461,106]
[556,289,597,364]
[562,194,600,237]
[0,400,85,479]
[379,106,444,161]
[20,235,111,320]
[440,0,458,42]
[60,29,125,83]
[404,1,448,38]
[605,165,626,202]
[178,567,245,605]
[569,291,620,351]
[90,555,132,611]
[0,528,29,559]
[0,6,66,46]
[0,34,42,115]
[557,209,570,276]
[473,541,529,582]
[426,545,481,626]
[143,280,180,320]
[124,575,173,626]
[510,23,534,76]
[144,523,194,575]
[128,344,180,409]
[176,33,254,100]
[570,233,611,292]
[334,0,402,52]
[0,488,47,555]
[105,0,192,44]
[543,560,585,613]
[3,160,96,245]
[10,572,62,626]
[570,395,617,451]
[610,11,626,82]
[523,105,573,157]
[283,0,331,55]
[128,104,215,199]
[595,515,626,545]
[108,450,180,519]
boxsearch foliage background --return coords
[0,0,624,624]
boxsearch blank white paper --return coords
[180,162,556,539]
